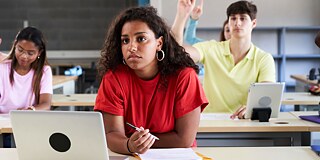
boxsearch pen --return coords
[126,122,160,140]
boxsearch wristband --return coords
[126,139,134,153]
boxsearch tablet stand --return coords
[251,107,272,122]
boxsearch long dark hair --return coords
[219,20,229,41]
[7,27,49,104]
[98,6,199,82]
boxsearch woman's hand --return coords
[127,127,156,154]
[16,106,36,110]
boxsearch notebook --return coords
[10,110,127,160]
[136,148,202,160]
[299,115,320,124]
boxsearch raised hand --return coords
[177,0,196,18]
[191,0,203,20]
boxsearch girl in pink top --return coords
[0,27,52,113]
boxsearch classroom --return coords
[0,0,320,159]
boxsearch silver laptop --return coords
[10,111,109,160]
[244,82,285,119]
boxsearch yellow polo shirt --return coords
[194,40,276,113]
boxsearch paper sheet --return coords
[201,113,239,120]
[138,148,201,160]
[0,114,10,120]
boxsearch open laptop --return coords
[10,111,111,160]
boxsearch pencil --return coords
[126,122,160,140]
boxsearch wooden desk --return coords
[282,92,320,111]
[0,115,11,134]
[1,112,318,147]
[291,75,318,86]
[194,147,319,160]
[48,92,318,107]
[196,112,315,147]
[0,147,318,160]
[51,94,96,106]
[282,92,320,105]
[53,75,78,86]
[290,111,320,132]
[52,76,78,94]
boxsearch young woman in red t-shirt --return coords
[94,6,208,154]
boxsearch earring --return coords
[156,50,165,61]
[37,56,40,59]
[123,59,126,65]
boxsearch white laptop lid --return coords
[10,111,109,160]
[244,83,285,119]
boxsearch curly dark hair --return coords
[98,6,199,80]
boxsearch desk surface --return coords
[0,147,318,160]
[291,75,318,86]
[0,114,11,134]
[282,92,320,105]
[290,111,320,132]
[52,94,97,106]
[50,92,320,107]
[2,112,319,134]
[198,112,314,132]
[195,147,319,160]
[52,75,78,86]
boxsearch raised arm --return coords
[172,0,195,45]
[184,0,204,45]
[172,0,201,62]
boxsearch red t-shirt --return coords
[94,65,208,146]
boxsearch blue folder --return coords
[299,115,320,124]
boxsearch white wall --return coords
[151,0,320,27]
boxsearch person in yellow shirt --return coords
[172,0,276,118]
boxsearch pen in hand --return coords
[126,122,160,140]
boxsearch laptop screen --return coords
[10,111,109,160]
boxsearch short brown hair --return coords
[227,1,257,20]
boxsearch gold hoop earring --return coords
[156,50,165,61]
